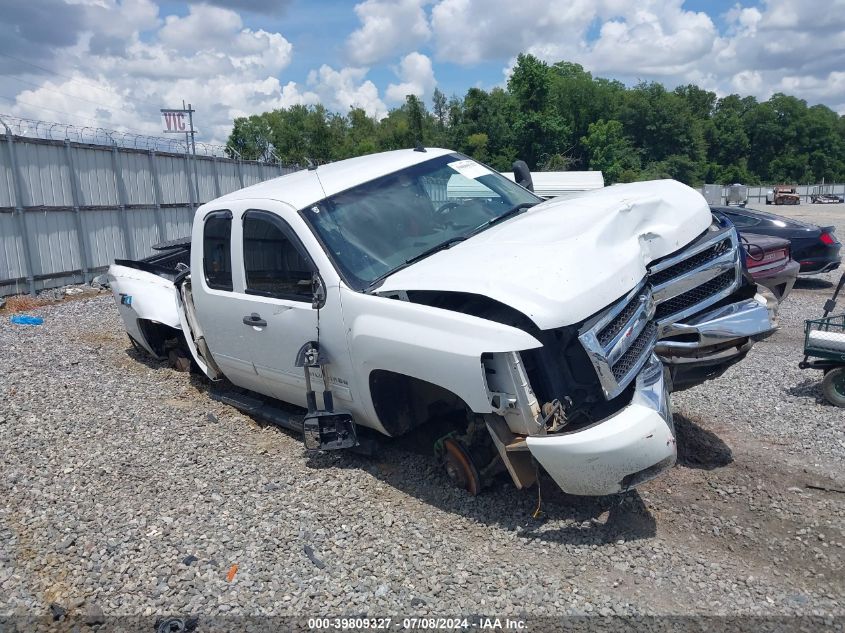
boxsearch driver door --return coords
[235,208,320,406]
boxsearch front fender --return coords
[339,287,542,429]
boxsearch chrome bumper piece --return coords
[656,297,775,355]
[654,295,776,389]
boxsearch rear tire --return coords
[822,368,845,407]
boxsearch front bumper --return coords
[654,296,776,390]
[526,355,676,496]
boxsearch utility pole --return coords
[162,102,201,205]
[184,100,200,204]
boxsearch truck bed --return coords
[114,237,191,281]
[107,237,191,358]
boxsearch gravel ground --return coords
[0,203,843,628]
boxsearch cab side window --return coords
[203,211,233,291]
[243,210,315,301]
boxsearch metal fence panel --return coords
[155,154,191,205]
[217,161,240,195]
[16,142,73,207]
[0,141,15,208]
[241,162,263,187]
[0,213,25,281]
[0,134,289,296]
[82,208,127,267]
[26,209,81,275]
[161,206,194,241]
[196,158,217,203]
[126,207,162,257]
[120,150,156,206]
[74,146,119,206]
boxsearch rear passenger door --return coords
[237,209,320,407]
[192,209,269,395]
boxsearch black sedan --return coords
[711,206,841,276]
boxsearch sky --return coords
[1,0,844,145]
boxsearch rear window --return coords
[203,211,233,291]
[725,212,759,229]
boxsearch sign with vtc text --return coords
[161,109,190,134]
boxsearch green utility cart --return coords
[800,271,845,406]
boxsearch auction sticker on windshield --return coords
[448,159,492,180]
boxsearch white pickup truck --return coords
[108,148,775,497]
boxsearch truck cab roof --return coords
[211,148,456,211]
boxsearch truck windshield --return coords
[301,154,541,290]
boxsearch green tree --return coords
[580,119,640,183]
[507,54,569,168]
[465,132,489,163]
[432,87,447,128]
[226,114,273,161]
[226,55,845,185]
[618,82,706,183]
[508,53,550,112]
[404,95,426,146]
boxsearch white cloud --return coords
[431,0,845,112]
[158,4,244,51]
[385,52,436,103]
[730,70,763,95]
[431,0,595,66]
[3,1,298,143]
[346,0,431,64]
[585,4,718,77]
[5,0,845,146]
[306,65,388,119]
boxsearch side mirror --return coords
[312,272,326,309]
[512,160,534,192]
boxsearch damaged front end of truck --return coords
[371,180,775,497]
[475,215,773,495]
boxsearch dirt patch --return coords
[1,287,106,315]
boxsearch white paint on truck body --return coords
[339,286,542,434]
[106,264,181,357]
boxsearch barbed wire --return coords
[0,113,238,158]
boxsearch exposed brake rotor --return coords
[441,437,481,496]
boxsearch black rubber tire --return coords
[822,368,845,408]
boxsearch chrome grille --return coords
[597,295,642,347]
[654,270,736,321]
[649,238,732,287]
[579,222,742,402]
[579,283,657,400]
[612,322,658,381]
[648,225,741,325]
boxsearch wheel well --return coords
[137,319,183,358]
[368,370,472,437]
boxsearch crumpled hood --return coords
[378,179,711,330]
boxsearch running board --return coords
[210,389,305,433]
